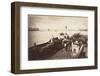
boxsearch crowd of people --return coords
[48,32,88,58]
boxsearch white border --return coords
[20,6,95,70]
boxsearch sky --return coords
[28,15,88,31]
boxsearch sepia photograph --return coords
[28,15,88,60]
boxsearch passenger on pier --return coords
[58,33,64,40]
